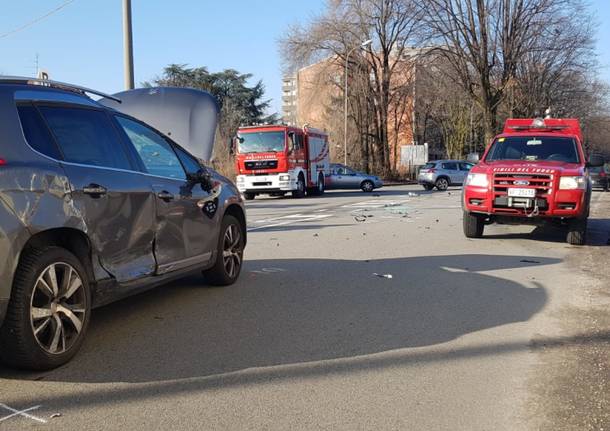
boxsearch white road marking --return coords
[250,267,287,274]
[0,403,47,424]
[248,213,333,231]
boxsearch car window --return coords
[38,106,132,170]
[442,162,458,170]
[16,104,63,160]
[459,162,474,171]
[174,145,201,175]
[116,116,186,180]
[423,162,436,170]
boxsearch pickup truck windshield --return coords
[238,131,285,154]
[486,136,580,163]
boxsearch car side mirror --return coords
[187,168,214,192]
[229,137,236,155]
[587,155,604,168]
[287,132,295,154]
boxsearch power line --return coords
[0,0,76,40]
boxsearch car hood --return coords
[99,87,219,161]
[472,160,584,176]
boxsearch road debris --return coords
[313,233,319,237]
[407,192,418,197]
[373,273,393,279]
[49,413,62,419]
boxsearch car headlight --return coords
[559,176,586,190]
[279,175,291,181]
[465,173,489,187]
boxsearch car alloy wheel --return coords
[30,262,87,355]
[222,223,243,279]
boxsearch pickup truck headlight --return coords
[279,175,291,181]
[559,176,586,190]
[465,173,489,187]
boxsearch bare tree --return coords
[280,0,424,176]
[421,0,596,143]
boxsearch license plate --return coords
[508,188,535,198]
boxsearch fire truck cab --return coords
[462,117,605,245]
[234,124,330,200]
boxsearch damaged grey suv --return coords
[0,77,246,370]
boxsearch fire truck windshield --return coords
[486,136,580,163]
[237,131,286,153]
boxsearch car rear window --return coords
[38,106,132,170]
[423,162,436,169]
[17,104,63,160]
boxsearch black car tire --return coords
[361,180,374,192]
[204,215,245,286]
[567,217,587,246]
[0,247,91,371]
[435,177,449,191]
[244,192,256,201]
[463,211,484,238]
[292,174,306,198]
[423,184,434,191]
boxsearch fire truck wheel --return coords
[567,218,587,245]
[463,211,484,238]
[292,175,306,198]
[310,174,325,196]
[244,193,255,201]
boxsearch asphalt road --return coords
[0,185,608,430]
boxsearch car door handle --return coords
[157,191,174,202]
[82,184,107,197]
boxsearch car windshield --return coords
[486,136,580,163]
[238,131,285,153]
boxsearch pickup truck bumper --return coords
[463,186,587,219]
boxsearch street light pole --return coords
[123,0,134,90]
[344,39,372,166]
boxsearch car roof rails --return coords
[0,76,121,103]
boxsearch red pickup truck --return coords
[462,117,605,245]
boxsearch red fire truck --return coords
[234,124,330,200]
[462,117,605,245]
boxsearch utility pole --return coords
[123,0,134,90]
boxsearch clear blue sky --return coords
[1,0,608,115]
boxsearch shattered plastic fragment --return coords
[373,273,393,279]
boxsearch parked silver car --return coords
[326,163,383,192]
[0,78,246,370]
[418,160,475,191]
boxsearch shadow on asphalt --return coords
[248,223,353,233]
[0,254,556,386]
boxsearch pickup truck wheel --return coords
[463,211,484,238]
[435,177,449,191]
[292,175,306,198]
[0,247,91,370]
[204,215,244,286]
[244,192,255,201]
[567,218,587,245]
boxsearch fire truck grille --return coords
[245,160,278,170]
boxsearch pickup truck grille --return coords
[492,173,554,214]
[493,173,553,194]
[245,160,278,170]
